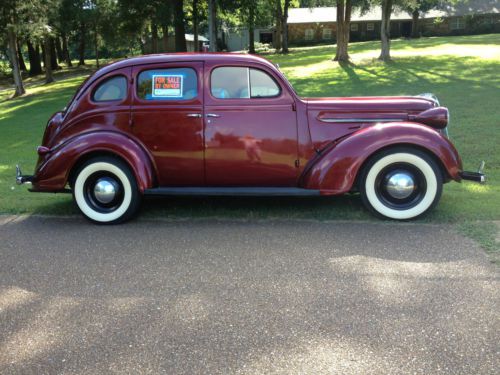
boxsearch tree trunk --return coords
[61,33,72,66]
[282,0,290,53]
[161,25,169,52]
[274,0,282,52]
[55,36,64,63]
[44,36,54,84]
[248,5,255,54]
[151,21,159,53]
[411,9,419,38]
[17,41,27,71]
[94,28,99,68]
[193,0,199,51]
[208,0,217,51]
[27,40,43,76]
[334,0,351,62]
[50,37,60,70]
[173,0,187,52]
[379,0,393,62]
[7,27,25,97]
[78,22,86,65]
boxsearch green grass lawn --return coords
[1,34,499,227]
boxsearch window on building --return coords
[92,76,127,102]
[366,23,375,31]
[350,23,359,31]
[305,29,314,41]
[322,28,332,40]
[137,68,198,100]
[450,17,465,30]
[211,67,281,99]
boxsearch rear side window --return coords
[93,76,127,102]
[137,68,197,100]
[211,67,281,99]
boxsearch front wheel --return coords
[359,148,443,220]
[72,157,141,224]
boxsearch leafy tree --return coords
[379,0,392,61]
[302,0,368,62]
[1,0,26,96]
[334,0,352,61]
[173,0,187,51]
[403,0,439,38]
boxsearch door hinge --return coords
[294,159,300,168]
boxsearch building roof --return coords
[287,1,499,24]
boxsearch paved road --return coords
[0,216,499,375]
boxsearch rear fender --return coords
[33,131,156,192]
[301,122,462,194]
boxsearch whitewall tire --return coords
[72,157,141,224]
[360,148,443,220]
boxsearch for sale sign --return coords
[152,75,183,98]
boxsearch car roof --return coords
[97,53,277,76]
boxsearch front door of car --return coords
[203,63,298,186]
[131,62,204,186]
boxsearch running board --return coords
[144,187,320,197]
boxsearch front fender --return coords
[301,122,462,194]
[32,131,156,193]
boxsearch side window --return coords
[92,76,127,102]
[249,69,280,98]
[211,67,281,99]
[137,68,197,100]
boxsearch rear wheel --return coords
[72,157,141,224]
[359,148,443,220]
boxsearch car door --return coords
[131,62,204,186]
[204,62,299,186]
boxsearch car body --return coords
[16,53,485,223]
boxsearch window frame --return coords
[91,75,128,103]
[450,17,465,30]
[304,28,314,41]
[366,22,375,31]
[209,66,282,101]
[350,23,359,32]
[322,28,332,40]
[134,65,201,104]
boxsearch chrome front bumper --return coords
[15,165,33,185]
[459,161,486,184]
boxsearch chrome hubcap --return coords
[93,177,119,204]
[385,172,415,199]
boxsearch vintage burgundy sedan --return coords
[16,53,485,223]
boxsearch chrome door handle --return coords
[187,113,202,118]
[206,113,220,118]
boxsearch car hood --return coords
[306,95,436,115]
[305,95,443,151]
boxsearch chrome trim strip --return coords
[318,118,405,123]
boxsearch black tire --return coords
[72,156,141,224]
[359,147,443,220]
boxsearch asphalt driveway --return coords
[0,215,498,374]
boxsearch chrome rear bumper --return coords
[459,161,486,184]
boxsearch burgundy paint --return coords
[301,122,462,194]
[28,53,464,195]
[409,107,449,129]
